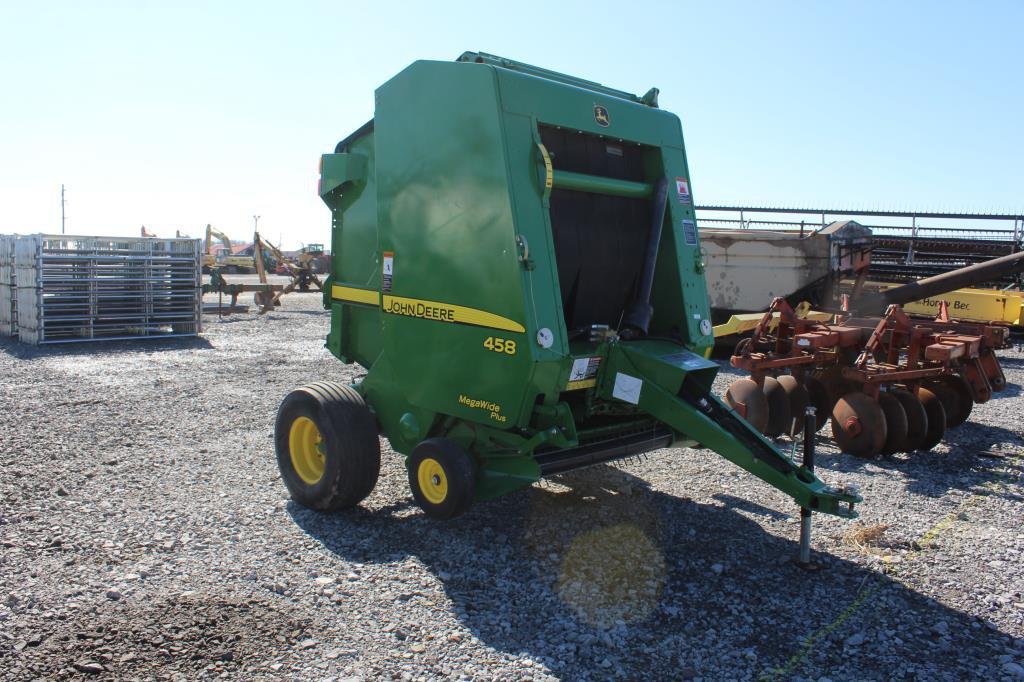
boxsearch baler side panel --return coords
[324,133,381,369]
[373,61,533,429]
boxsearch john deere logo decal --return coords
[594,105,610,127]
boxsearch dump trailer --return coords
[274,53,860,522]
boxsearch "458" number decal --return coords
[483,336,517,355]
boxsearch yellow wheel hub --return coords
[289,416,325,485]
[417,457,448,505]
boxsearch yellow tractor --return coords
[204,224,255,273]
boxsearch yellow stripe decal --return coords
[382,295,525,333]
[565,378,597,391]
[331,286,525,333]
[331,284,380,306]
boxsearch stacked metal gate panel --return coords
[0,236,15,336]
[6,234,201,344]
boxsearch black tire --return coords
[408,438,476,520]
[275,381,380,511]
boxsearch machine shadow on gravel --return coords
[0,335,212,359]
[289,464,1011,679]
[804,418,1023,501]
[996,354,1024,369]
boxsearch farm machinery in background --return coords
[700,206,1024,331]
[723,250,1024,458]
[251,233,324,309]
[202,224,255,274]
[201,232,327,315]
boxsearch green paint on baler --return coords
[315,52,860,518]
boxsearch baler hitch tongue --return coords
[690,393,862,520]
[601,344,860,519]
[807,482,861,519]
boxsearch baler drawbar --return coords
[274,52,860,522]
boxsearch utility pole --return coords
[253,215,260,236]
[61,184,66,234]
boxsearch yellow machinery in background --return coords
[713,302,833,342]
[204,224,255,273]
[853,281,1023,328]
[712,285,1022,352]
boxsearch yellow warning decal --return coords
[331,284,380,306]
[382,295,526,333]
[564,357,602,391]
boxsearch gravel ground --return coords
[1,286,1023,681]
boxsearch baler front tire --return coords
[408,439,476,520]
[275,382,380,511]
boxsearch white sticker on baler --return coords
[382,251,394,292]
[612,372,642,405]
[569,358,593,382]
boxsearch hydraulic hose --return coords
[621,176,670,337]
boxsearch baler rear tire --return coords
[408,439,476,520]
[275,382,380,511]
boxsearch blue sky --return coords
[1,1,1021,248]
